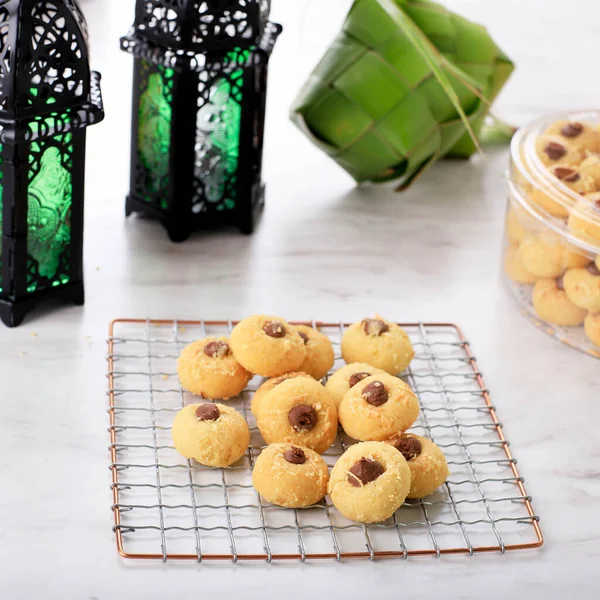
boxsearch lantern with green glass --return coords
[121,1,282,242]
[0,0,104,327]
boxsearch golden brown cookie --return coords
[250,371,311,417]
[584,312,600,346]
[568,196,600,245]
[341,316,414,375]
[177,338,252,399]
[578,153,600,188]
[528,186,570,218]
[293,325,335,380]
[256,377,338,454]
[532,278,587,326]
[505,206,531,243]
[172,403,250,468]
[551,164,595,194]
[386,433,449,499]
[518,232,590,278]
[563,263,600,312]
[325,362,387,410]
[546,121,600,153]
[328,442,411,523]
[535,135,583,168]
[338,373,419,442]
[504,245,541,285]
[230,315,307,377]
[252,444,329,508]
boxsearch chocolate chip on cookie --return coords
[262,320,286,338]
[284,446,308,465]
[553,166,580,183]
[392,435,422,461]
[362,318,389,336]
[588,262,600,276]
[288,405,318,432]
[362,381,388,406]
[195,404,220,421]
[349,372,370,388]
[347,457,385,487]
[561,122,584,138]
[297,331,309,344]
[203,340,230,359]
[544,141,567,161]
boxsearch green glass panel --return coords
[137,63,174,209]
[26,132,73,294]
[192,49,248,213]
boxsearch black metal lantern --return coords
[121,1,281,242]
[0,0,104,328]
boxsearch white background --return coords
[0,0,599,598]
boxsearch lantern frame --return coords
[0,0,104,327]
[121,1,281,242]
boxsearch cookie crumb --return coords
[30,332,38,337]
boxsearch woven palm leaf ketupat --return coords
[290,0,514,187]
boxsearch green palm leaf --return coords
[290,0,514,188]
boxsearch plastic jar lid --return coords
[509,111,600,257]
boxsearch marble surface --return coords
[1,0,599,597]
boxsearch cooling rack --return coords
[107,319,543,562]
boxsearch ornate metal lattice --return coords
[133,0,270,49]
[0,1,104,327]
[135,60,174,211]
[26,1,89,112]
[0,3,10,112]
[122,1,280,241]
[191,51,247,214]
[25,130,74,293]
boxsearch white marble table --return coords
[1,0,598,597]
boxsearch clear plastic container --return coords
[504,111,600,358]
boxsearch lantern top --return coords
[0,0,104,142]
[129,0,271,51]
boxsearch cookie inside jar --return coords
[504,111,600,358]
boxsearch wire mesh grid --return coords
[107,319,543,562]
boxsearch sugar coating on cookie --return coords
[386,433,449,499]
[535,135,583,168]
[341,316,414,375]
[251,443,329,508]
[328,441,411,523]
[250,371,311,417]
[230,315,307,377]
[563,263,600,312]
[292,325,335,380]
[172,403,250,467]
[504,245,541,285]
[545,121,600,153]
[532,278,587,326]
[177,337,252,399]
[584,312,600,346]
[568,197,600,245]
[256,377,338,454]
[338,373,419,442]
[325,362,387,410]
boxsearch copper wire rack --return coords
[107,319,543,562]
